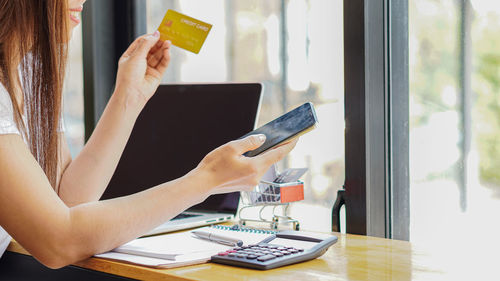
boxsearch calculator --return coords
[210,230,338,270]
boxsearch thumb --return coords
[231,134,266,155]
[131,31,161,59]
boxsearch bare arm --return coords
[0,132,297,269]
[58,91,151,206]
[58,32,171,206]
[0,133,207,268]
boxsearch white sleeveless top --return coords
[0,81,65,258]
[0,82,18,258]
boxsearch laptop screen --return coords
[101,83,262,215]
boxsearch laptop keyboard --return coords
[171,213,202,221]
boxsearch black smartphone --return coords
[241,102,318,157]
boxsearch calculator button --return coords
[246,255,258,259]
[297,248,304,252]
[273,252,284,257]
[277,247,287,251]
[236,254,247,258]
[289,249,299,254]
[253,253,264,257]
[281,251,291,255]
[227,250,237,253]
[241,245,251,249]
[218,252,229,256]
[233,247,242,251]
[228,253,237,257]
[257,255,276,262]
[267,245,279,249]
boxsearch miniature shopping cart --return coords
[239,179,304,231]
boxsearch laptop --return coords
[102,83,263,236]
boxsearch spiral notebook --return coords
[204,225,276,244]
[95,225,276,268]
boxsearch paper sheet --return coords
[95,251,212,268]
[112,231,230,260]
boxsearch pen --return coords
[192,230,243,247]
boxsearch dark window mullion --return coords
[343,0,368,236]
[343,0,409,239]
[83,0,146,141]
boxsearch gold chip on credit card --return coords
[158,9,212,54]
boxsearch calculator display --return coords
[270,238,318,250]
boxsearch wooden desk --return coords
[3,229,493,281]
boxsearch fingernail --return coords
[258,134,266,143]
[153,30,160,37]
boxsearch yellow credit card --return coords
[158,9,212,54]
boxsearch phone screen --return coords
[242,103,318,157]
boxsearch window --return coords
[64,21,85,157]
[146,0,344,232]
[409,0,500,243]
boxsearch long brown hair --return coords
[0,0,68,189]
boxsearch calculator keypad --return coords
[217,243,304,262]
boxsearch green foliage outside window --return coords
[411,0,500,189]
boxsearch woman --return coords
[0,0,297,269]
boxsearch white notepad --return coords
[95,251,213,268]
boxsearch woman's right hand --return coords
[114,32,171,110]
[193,135,298,195]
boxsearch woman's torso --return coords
[0,78,66,258]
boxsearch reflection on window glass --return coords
[64,22,84,157]
[410,0,500,245]
[147,0,344,232]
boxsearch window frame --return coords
[343,0,409,239]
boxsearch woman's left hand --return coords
[114,31,171,109]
